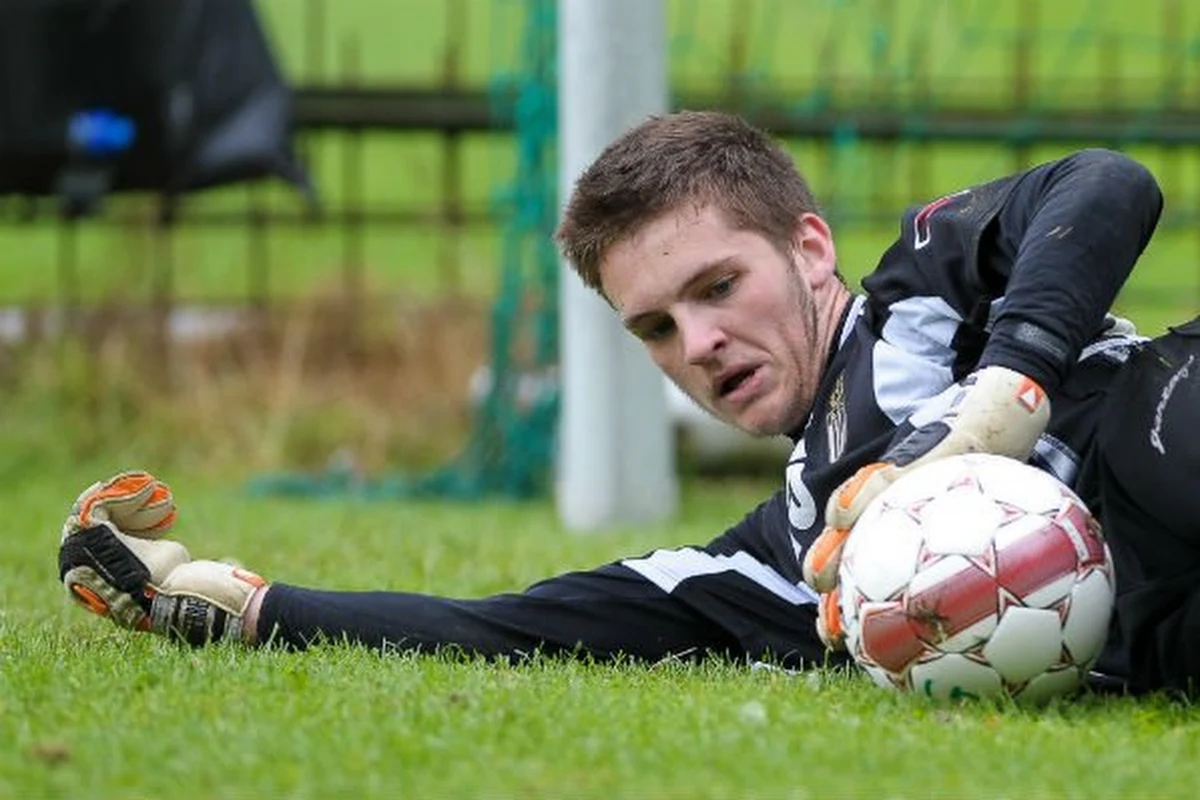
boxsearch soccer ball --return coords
[837,453,1115,703]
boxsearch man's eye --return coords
[640,318,675,342]
[707,275,736,299]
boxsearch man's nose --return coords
[679,313,726,364]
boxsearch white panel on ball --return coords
[982,465,1062,513]
[920,490,1006,556]
[991,512,1054,551]
[842,513,924,601]
[908,654,1003,701]
[1017,667,1085,705]
[938,615,999,654]
[1062,568,1117,664]
[1021,574,1080,610]
[982,607,1064,684]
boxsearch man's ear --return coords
[791,212,838,287]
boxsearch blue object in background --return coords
[67,109,136,157]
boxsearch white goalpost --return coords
[555,0,678,531]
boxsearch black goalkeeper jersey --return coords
[720,149,1164,586]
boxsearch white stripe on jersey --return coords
[906,380,968,428]
[622,547,819,605]
[874,295,961,423]
[839,295,868,347]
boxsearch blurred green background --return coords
[0,0,1196,480]
[0,0,1195,331]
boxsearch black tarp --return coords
[0,0,312,215]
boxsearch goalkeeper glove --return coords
[802,366,1051,646]
[59,471,265,645]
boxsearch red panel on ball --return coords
[1056,499,1107,567]
[860,602,925,673]
[995,519,1079,598]
[906,561,998,645]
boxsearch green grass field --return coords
[4,470,1200,798]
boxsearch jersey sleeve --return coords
[704,488,805,583]
[862,149,1163,391]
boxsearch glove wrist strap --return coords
[149,593,245,647]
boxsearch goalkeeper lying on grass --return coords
[60,111,1200,696]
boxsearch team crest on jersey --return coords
[913,189,969,250]
[826,374,848,462]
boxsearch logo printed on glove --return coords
[1015,378,1047,413]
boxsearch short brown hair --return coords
[555,110,821,293]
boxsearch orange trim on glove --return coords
[78,473,155,527]
[836,462,890,512]
[69,583,110,616]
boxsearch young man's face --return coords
[600,203,848,437]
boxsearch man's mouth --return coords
[718,367,758,398]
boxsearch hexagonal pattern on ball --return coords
[918,489,1006,557]
[907,653,1003,700]
[842,509,924,601]
[874,458,960,505]
[1016,667,1084,705]
[1061,567,1116,665]
[837,453,1116,704]
[979,459,1063,514]
[981,606,1064,684]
